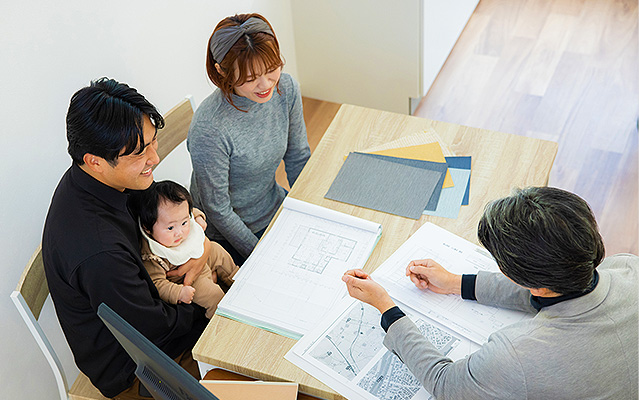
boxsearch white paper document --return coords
[372,222,529,344]
[216,197,382,339]
[287,222,528,400]
[286,297,477,400]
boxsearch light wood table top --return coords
[192,104,558,399]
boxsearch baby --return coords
[129,180,238,318]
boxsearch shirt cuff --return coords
[381,306,406,332]
[461,274,477,300]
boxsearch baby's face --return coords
[151,200,191,248]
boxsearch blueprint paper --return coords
[354,153,448,211]
[286,297,476,400]
[423,168,471,219]
[216,198,382,339]
[325,152,443,219]
[444,156,471,205]
[372,223,530,344]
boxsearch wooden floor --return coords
[416,0,638,256]
[299,0,638,256]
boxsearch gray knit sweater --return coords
[384,254,639,399]
[187,73,310,258]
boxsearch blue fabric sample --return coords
[423,168,471,219]
[445,156,472,205]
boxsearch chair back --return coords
[157,96,195,163]
[13,244,48,318]
[11,245,70,400]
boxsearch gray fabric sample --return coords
[357,153,448,211]
[324,152,442,219]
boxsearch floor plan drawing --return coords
[217,198,382,339]
[290,227,356,274]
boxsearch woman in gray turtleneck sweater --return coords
[188,13,310,265]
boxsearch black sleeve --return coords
[461,274,478,300]
[381,306,406,332]
[75,250,206,356]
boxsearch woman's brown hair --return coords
[206,13,285,111]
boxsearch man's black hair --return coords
[66,77,165,165]
[478,186,605,295]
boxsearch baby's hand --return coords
[178,285,196,304]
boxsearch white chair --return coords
[11,245,108,400]
[10,97,196,400]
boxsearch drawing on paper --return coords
[357,351,422,399]
[289,227,356,274]
[357,319,459,399]
[415,318,459,355]
[309,302,385,379]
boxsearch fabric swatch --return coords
[359,153,448,211]
[445,156,472,205]
[423,168,471,219]
[325,152,443,219]
[365,142,453,188]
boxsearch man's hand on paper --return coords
[405,259,462,295]
[342,269,396,314]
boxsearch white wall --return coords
[290,0,422,114]
[289,1,480,114]
[0,1,297,399]
[422,0,479,95]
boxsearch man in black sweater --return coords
[43,78,211,399]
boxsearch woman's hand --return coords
[342,269,396,313]
[405,259,462,295]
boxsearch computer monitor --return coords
[97,303,219,400]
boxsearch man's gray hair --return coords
[478,187,605,294]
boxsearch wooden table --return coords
[192,104,558,399]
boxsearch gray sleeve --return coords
[282,76,311,187]
[475,271,538,313]
[188,124,258,257]
[383,316,527,400]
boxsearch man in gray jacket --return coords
[343,187,638,399]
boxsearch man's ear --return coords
[82,153,105,173]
